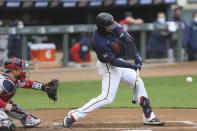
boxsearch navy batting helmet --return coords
[96,13,118,30]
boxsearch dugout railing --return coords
[0,23,182,67]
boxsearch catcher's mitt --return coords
[42,79,59,102]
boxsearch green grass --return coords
[13,75,197,109]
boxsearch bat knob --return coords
[132,100,137,104]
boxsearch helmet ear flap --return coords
[97,25,105,31]
[97,25,109,36]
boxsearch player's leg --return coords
[64,63,122,127]
[120,68,148,102]
[120,68,164,125]
[6,101,41,128]
[0,109,15,131]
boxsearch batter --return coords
[64,13,164,128]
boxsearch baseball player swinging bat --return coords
[132,68,140,104]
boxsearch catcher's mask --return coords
[4,57,29,82]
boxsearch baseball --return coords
[186,76,193,83]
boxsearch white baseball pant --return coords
[70,60,155,121]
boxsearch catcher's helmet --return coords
[4,57,25,71]
[4,57,29,82]
[96,13,118,30]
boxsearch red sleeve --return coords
[23,80,34,88]
[119,20,131,25]
[70,43,83,62]
[0,98,6,108]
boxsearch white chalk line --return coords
[53,127,197,130]
[52,120,197,124]
[51,120,197,130]
[124,130,152,131]
[167,121,196,125]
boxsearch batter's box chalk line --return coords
[124,130,152,131]
[51,120,197,130]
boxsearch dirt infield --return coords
[15,61,197,131]
[15,108,197,131]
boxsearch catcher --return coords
[0,57,59,131]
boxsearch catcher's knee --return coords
[0,111,15,131]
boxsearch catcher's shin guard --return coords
[7,103,41,128]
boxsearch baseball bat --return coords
[132,68,139,104]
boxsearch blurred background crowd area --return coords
[0,0,197,68]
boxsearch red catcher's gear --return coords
[4,57,27,82]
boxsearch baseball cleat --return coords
[21,114,41,128]
[63,114,76,128]
[144,117,165,126]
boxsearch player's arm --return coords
[110,57,140,70]
[20,79,59,101]
[0,98,12,112]
[113,26,142,66]
[0,98,7,109]
[96,42,140,70]
[19,80,43,90]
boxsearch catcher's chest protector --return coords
[0,74,17,102]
